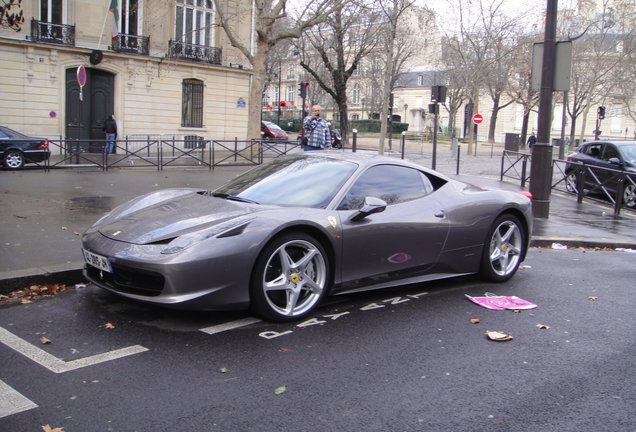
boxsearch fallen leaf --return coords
[100,322,115,329]
[588,296,598,301]
[274,385,287,395]
[536,324,550,329]
[485,330,513,342]
[40,336,51,344]
[73,232,81,236]
[14,215,27,219]
[20,299,33,304]
[61,226,68,230]
[42,425,64,432]
[469,314,480,324]
[278,347,293,352]
[219,367,228,373]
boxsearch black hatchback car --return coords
[0,126,50,169]
[565,140,636,208]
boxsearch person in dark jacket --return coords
[526,132,537,149]
[103,114,117,154]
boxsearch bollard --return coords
[352,129,357,152]
[401,131,406,160]
[456,144,461,175]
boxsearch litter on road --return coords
[466,292,537,310]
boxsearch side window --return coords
[583,144,602,158]
[182,79,204,127]
[337,165,430,210]
[602,144,620,161]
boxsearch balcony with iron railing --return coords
[111,34,150,55]
[168,40,222,65]
[30,19,75,46]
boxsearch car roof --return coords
[279,152,451,180]
[581,140,636,147]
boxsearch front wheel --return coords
[250,232,329,322]
[3,150,25,169]
[479,214,525,282]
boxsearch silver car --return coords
[82,153,532,322]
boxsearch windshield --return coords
[619,144,636,164]
[214,156,358,208]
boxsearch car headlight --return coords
[160,215,255,254]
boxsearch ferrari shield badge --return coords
[328,216,337,228]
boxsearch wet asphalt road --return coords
[1,249,635,432]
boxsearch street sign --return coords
[77,66,86,102]
[76,66,86,87]
[472,114,483,124]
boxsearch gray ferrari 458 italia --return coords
[82,153,533,322]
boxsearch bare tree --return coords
[376,0,418,154]
[296,2,380,144]
[0,0,24,31]
[212,0,344,139]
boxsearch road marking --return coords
[0,379,38,419]
[0,327,148,374]
[199,317,262,335]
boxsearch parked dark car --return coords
[565,140,636,208]
[82,153,532,322]
[0,126,50,169]
[261,121,289,140]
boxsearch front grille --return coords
[86,263,165,297]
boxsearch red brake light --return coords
[518,190,533,200]
[38,140,49,150]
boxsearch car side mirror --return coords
[608,157,622,166]
[350,197,387,222]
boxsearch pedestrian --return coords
[103,114,117,154]
[302,105,331,151]
[526,132,537,149]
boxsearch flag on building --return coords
[109,0,119,39]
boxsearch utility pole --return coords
[529,0,558,219]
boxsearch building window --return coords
[175,0,214,46]
[286,86,295,103]
[352,114,360,120]
[119,0,141,35]
[40,0,64,23]
[352,83,360,104]
[417,75,424,86]
[182,79,204,127]
[287,64,295,79]
[274,87,280,104]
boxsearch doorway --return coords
[65,68,114,153]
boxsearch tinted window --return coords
[619,144,636,164]
[602,144,620,161]
[582,144,602,158]
[337,165,431,210]
[214,156,357,208]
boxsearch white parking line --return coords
[0,379,38,418]
[0,326,148,374]
[199,317,262,335]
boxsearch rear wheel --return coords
[250,232,329,322]
[565,171,578,193]
[479,214,525,282]
[624,183,636,208]
[3,150,25,169]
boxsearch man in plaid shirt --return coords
[302,105,331,150]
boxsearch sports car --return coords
[82,153,533,322]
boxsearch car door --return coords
[577,143,605,189]
[336,164,449,290]
[598,143,623,193]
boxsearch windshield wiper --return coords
[211,192,259,204]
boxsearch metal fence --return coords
[40,137,302,171]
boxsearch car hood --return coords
[98,192,255,245]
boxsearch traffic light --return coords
[431,85,447,103]
[299,82,309,99]
[598,106,605,120]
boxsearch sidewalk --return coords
[1,142,635,292]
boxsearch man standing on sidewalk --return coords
[302,105,331,151]
[103,114,117,154]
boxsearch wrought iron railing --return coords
[30,19,75,46]
[168,40,222,65]
[111,34,150,55]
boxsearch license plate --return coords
[82,249,113,273]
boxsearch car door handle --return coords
[434,210,445,218]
